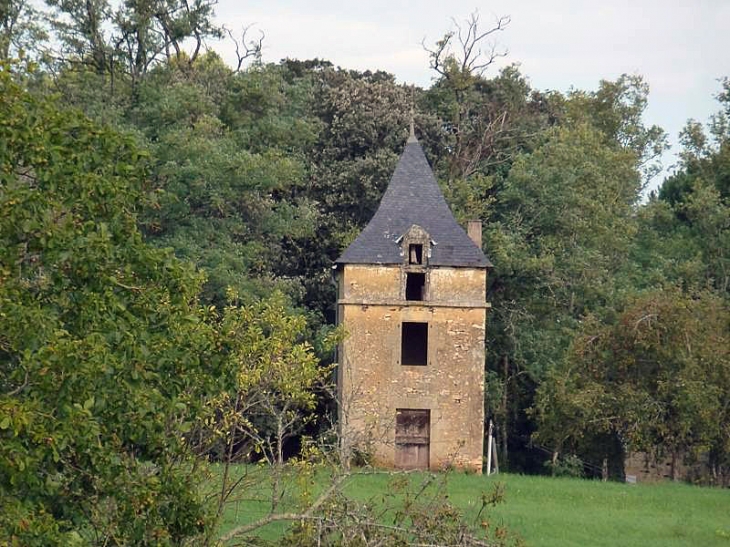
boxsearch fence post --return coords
[486,420,493,476]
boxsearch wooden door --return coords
[395,409,430,469]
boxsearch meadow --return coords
[216,467,730,546]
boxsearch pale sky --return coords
[212,0,730,189]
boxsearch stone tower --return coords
[334,131,491,472]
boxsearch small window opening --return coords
[405,272,426,301]
[409,244,423,265]
[401,322,428,366]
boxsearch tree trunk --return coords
[217,392,241,519]
[277,415,284,466]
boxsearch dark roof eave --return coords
[335,258,494,269]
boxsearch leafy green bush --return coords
[544,454,585,478]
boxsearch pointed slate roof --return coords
[336,136,492,268]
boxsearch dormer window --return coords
[400,225,430,267]
[409,244,423,265]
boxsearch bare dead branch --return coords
[225,24,264,72]
[422,11,510,80]
[220,471,351,541]
[457,13,510,75]
[421,31,453,79]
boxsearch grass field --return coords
[216,466,730,546]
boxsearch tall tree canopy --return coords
[2,1,729,488]
[0,64,220,543]
[533,288,730,479]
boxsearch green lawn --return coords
[215,466,730,546]
[455,473,730,547]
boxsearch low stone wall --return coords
[624,451,710,483]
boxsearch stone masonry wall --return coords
[337,264,487,472]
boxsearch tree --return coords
[271,65,433,322]
[203,292,340,523]
[422,12,515,184]
[483,121,643,469]
[44,0,221,83]
[128,56,320,308]
[566,74,668,183]
[424,11,510,82]
[661,78,730,207]
[534,288,730,481]
[650,78,730,294]
[112,0,221,83]
[0,63,219,544]
[45,0,111,73]
[0,0,47,59]
[215,292,334,467]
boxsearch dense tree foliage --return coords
[0,65,329,544]
[534,288,730,480]
[531,79,730,480]
[0,66,219,544]
[1,4,729,542]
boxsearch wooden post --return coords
[486,420,493,476]
[501,355,509,469]
[492,435,499,474]
[602,458,608,482]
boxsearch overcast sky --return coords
[213,0,729,189]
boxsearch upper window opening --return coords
[401,322,428,366]
[405,272,425,301]
[409,244,423,265]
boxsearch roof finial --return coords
[407,107,417,143]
